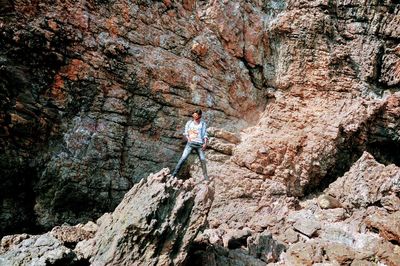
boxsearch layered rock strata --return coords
[1,0,266,233]
[1,0,399,265]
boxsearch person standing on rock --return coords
[172,109,209,180]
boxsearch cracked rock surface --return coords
[1,0,399,265]
[0,169,214,266]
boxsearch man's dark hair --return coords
[194,109,202,116]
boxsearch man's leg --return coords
[196,147,209,180]
[172,144,192,177]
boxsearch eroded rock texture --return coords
[77,169,214,265]
[276,152,400,266]
[1,0,400,265]
[0,0,266,233]
[0,169,214,265]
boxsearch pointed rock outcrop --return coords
[0,169,214,266]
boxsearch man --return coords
[172,109,209,180]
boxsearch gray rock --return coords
[0,233,76,266]
[317,195,343,209]
[288,209,321,237]
[247,232,286,263]
[326,152,400,210]
[76,168,214,265]
[222,229,252,249]
[293,219,321,238]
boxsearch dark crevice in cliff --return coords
[313,146,362,196]
[367,48,400,97]
[51,256,90,266]
[304,104,400,195]
[172,155,197,180]
[186,241,209,266]
[170,197,195,259]
[119,126,133,187]
[0,165,41,238]
[0,34,67,235]
[366,140,400,166]
[374,45,385,88]
[238,56,265,91]
[310,137,400,196]
[0,0,14,15]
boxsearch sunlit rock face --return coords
[0,2,399,264]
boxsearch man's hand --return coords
[202,143,207,150]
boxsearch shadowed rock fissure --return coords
[0,9,84,236]
[51,256,90,266]
[0,166,40,238]
[367,140,400,166]
[307,108,400,195]
[314,142,399,196]
[170,197,195,257]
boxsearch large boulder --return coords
[0,169,214,265]
[326,151,400,210]
[0,233,79,266]
[76,168,214,265]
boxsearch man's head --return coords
[192,109,202,120]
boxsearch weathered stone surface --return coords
[75,168,214,265]
[196,228,225,245]
[314,208,348,223]
[1,0,265,233]
[1,0,399,235]
[326,152,400,209]
[380,194,400,212]
[278,228,299,245]
[317,194,343,209]
[50,222,97,245]
[1,0,400,265]
[281,238,400,266]
[274,153,400,265]
[282,240,326,265]
[189,244,267,266]
[0,233,78,266]
[222,228,252,249]
[247,232,286,263]
[1,169,214,265]
[293,219,321,238]
[288,209,321,237]
[189,231,285,265]
[365,210,400,244]
[0,233,30,254]
[208,127,241,145]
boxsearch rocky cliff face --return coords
[1,0,399,265]
[1,0,266,234]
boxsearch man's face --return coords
[193,112,201,120]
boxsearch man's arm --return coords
[202,121,208,150]
[202,137,208,150]
[184,121,190,142]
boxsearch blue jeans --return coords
[172,142,208,179]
